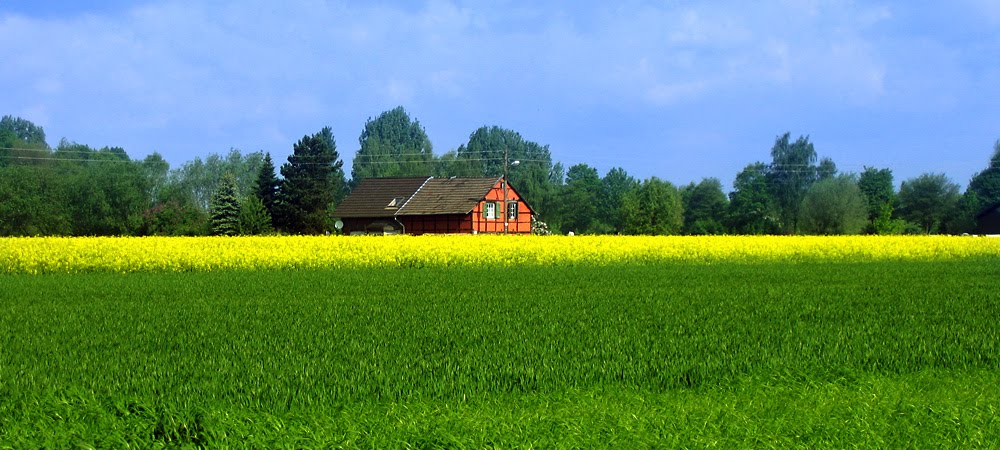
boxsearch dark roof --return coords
[334,177,429,218]
[976,201,1000,219]
[398,177,501,215]
[336,176,522,218]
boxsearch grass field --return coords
[1,237,999,447]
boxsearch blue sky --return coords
[3,0,999,189]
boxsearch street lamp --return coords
[503,146,520,234]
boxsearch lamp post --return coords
[503,146,520,234]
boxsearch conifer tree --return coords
[274,127,346,234]
[209,173,240,236]
[255,152,279,221]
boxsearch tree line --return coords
[1,110,999,236]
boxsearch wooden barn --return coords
[334,176,534,235]
[976,202,1000,235]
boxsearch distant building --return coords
[334,176,534,235]
[975,202,1000,235]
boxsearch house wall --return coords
[401,214,473,234]
[977,208,1000,234]
[471,180,533,234]
[341,217,402,235]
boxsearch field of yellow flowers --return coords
[3,235,1000,447]
[2,235,999,274]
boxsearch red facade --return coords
[469,179,532,234]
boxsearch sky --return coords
[2,0,999,189]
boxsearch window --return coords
[387,196,405,208]
[483,201,497,220]
[507,201,518,220]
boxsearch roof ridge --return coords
[395,176,433,216]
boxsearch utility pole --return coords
[504,146,509,234]
[503,146,519,234]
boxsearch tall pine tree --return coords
[209,173,240,236]
[274,127,346,234]
[255,152,279,222]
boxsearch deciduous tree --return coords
[767,133,820,233]
[728,162,778,234]
[682,178,729,235]
[798,174,868,235]
[622,177,683,235]
[351,106,433,184]
[897,173,960,234]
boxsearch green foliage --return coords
[209,173,241,236]
[728,162,779,234]
[681,178,729,235]
[558,164,604,234]
[857,166,896,230]
[141,152,170,207]
[351,106,433,184]
[598,167,638,233]
[622,177,683,235]
[872,203,908,235]
[255,152,279,222]
[767,133,825,234]
[897,173,961,234]
[275,127,346,234]
[2,261,999,446]
[139,199,208,236]
[798,174,869,235]
[238,195,273,235]
[169,148,265,211]
[967,140,1000,209]
[0,143,149,236]
[0,115,48,148]
[0,165,72,235]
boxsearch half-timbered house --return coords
[334,176,534,235]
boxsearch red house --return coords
[334,176,534,235]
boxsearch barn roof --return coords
[334,177,429,218]
[976,201,1000,219]
[335,176,509,218]
[398,177,502,216]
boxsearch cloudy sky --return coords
[3,0,999,188]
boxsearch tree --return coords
[239,195,273,235]
[817,157,837,181]
[0,115,48,148]
[169,148,265,211]
[767,133,819,234]
[682,178,729,235]
[255,152,279,221]
[728,162,778,234]
[897,173,961,234]
[622,177,683,235]
[351,106,433,184]
[141,152,170,207]
[0,165,71,235]
[798,174,868,235]
[209,173,240,236]
[599,167,638,233]
[966,140,1000,211]
[275,127,346,234]
[558,164,604,234]
[857,167,895,224]
[1,116,50,168]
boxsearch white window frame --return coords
[507,201,518,220]
[484,201,497,220]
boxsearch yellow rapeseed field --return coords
[2,235,999,274]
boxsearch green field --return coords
[2,261,999,447]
